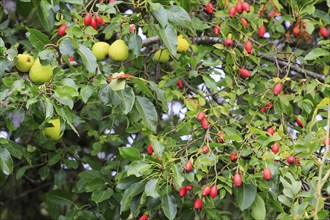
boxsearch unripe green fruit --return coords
[29,58,53,84]
[16,54,34,72]
[43,118,62,140]
[154,49,170,63]
[108,39,128,61]
[92,42,110,61]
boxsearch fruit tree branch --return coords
[142,36,325,82]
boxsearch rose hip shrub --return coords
[0,0,329,220]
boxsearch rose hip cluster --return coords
[84,13,105,30]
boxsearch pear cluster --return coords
[92,39,128,61]
[16,54,53,85]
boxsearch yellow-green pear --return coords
[43,118,62,140]
[108,39,129,61]
[154,49,170,63]
[92,42,110,61]
[177,35,189,52]
[16,54,34,72]
[29,58,53,84]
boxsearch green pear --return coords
[43,118,62,140]
[92,42,110,61]
[16,54,34,72]
[108,39,128,61]
[29,58,53,84]
[154,49,170,63]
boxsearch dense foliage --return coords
[0,0,329,219]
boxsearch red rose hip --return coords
[262,167,272,180]
[58,24,67,36]
[239,68,251,78]
[271,142,279,154]
[273,83,282,96]
[233,173,242,187]
[194,198,203,209]
[286,156,295,165]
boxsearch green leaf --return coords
[145,179,160,198]
[251,195,266,220]
[149,81,168,112]
[77,44,97,73]
[166,5,191,27]
[117,87,135,114]
[34,0,55,32]
[171,163,184,186]
[80,85,94,103]
[91,188,113,203]
[59,0,84,5]
[235,183,257,211]
[109,72,126,91]
[224,127,243,142]
[135,96,158,132]
[129,34,142,57]
[119,147,141,161]
[150,138,165,156]
[161,194,177,220]
[305,48,330,60]
[127,160,152,177]
[16,165,30,180]
[45,190,72,206]
[39,49,54,65]
[158,25,177,56]
[26,28,51,50]
[5,140,24,159]
[150,3,168,28]
[0,147,13,174]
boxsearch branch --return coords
[142,36,325,82]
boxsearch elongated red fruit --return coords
[201,118,209,130]
[210,185,218,198]
[58,24,67,36]
[230,152,238,162]
[262,168,272,180]
[194,198,203,209]
[267,127,275,135]
[185,161,193,172]
[233,173,242,187]
[213,24,220,35]
[320,27,328,37]
[295,118,303,128]
[91,18,98,29]
[240,18,248,28]
[229,6,236,17]
[96,16,105,25]
[261,107,267,113]
[217,132,224,143]
[130,24,136,33]
[202,186,211,196]
[258,25,266,37]
[179,187,187,197]
[271,142,279,154]
[239,68,250,78]
[177,79,183,89]
[273,83,282,96]
[244,40,252,53]
[197,112,205,121]
[139,214,148,220]
[224,38,234,47]
[242,2,250,12]
[287,155,295,165]
[147,144,153,155]
[204,2,214,14]
[236,2,243,13]
[323,138,330,146]
[84,13,92,26]
[202,145,209,154]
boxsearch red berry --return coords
[96,16,105,25]
[91,18,98,30]
[210,185,218,198]
[202,186,211,196]
[233,173,242,187]
[293,26,300,36]
[186,185,193,191]
[147,144,153,155]
[323,138,330,146]
[244,40,252,53]
[213,24,220,35]
[295,118,303,128]
[185,161,193,172]
[242,2,250,12]
[139,214,148,220]
[217,132,224,143]
[239,68,250,78]
[267,127,275,135]
[261,107,267,113]
[240,18,249,28]
[204,2,214,14]
[286,155,295,165]
[202,145,209,154]
[58,24,67,36]
[130,24,136,33]
[179,187,187,197]
[69,57,74,62]
[84,13,92,26]
[177,79,183,89]
[236,2,243,13]
[262,168,272,180]
[197,112,205,121]
[201,118,209,130]
[320,27,328,37]
[266,102,273,108]
[229,6,236,17]
[271,142,279,154]
[258,25,266,37]
[273,83,282,96]
[230,152,238,162]
[224,38,234,47]
[296,157,302,166]
[194,198,203,209]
